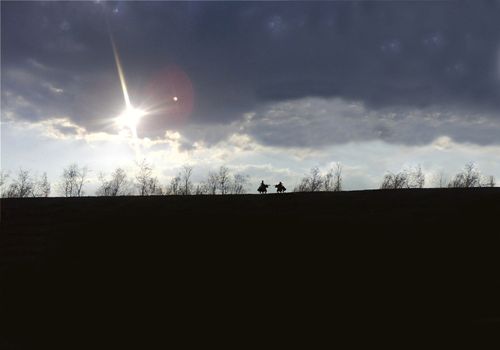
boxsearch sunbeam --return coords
[110,34,131,110]
[104,8,145,160]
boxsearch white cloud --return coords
[2,97,500,195]
[432,136,453,150]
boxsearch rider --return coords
[258,180,268,193]
[276,181,285,192]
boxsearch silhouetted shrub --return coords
[448,163,496,188]
[448,163,481,188]
[482,175,496,187]
[35,172,51,197]
[58,164,88,197]
[198,166,249,195]
[97,168,132,196]
[6,169,35,197]
[323,163,343,192]
[232,173,249,194]
[1,169,51,198]
[380,166,425,189]
[135,160,163,195]
[295,165,343,192]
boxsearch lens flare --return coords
[143,66,194,127]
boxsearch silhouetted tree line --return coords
[0,169,50,198]
[0,161,496,198]
[59,164,88,196]
[380,166,425,189]
[379,163,496,189]
[446,162,495,188]
[293,163,343,192]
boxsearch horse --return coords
[258,183,269,194]
[275,183,286,193]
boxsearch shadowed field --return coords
[1,189,500,347]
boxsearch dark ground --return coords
[1,189,500,347]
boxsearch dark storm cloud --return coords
[2,1,500,145]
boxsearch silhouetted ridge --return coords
[1,188,500,347]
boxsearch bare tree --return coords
[232,173,249,194]
[147,177,163,195]
[167,175,182,195]
[59,164,88,197]
[34,172,51,197]
[294,177,310,192]
[217,166,231,195]
[481,175,496,188]
[381,166,424,189]
[323,168,334,191]
[295,167,324,192]
[323,164,343,191]
[449,163,481,188]
[333,163,343,191]
[0,170,9,197]
[180,165,193,195]
[199,166,236,195]
[1,170,50,198]
[309,167,323,192]
[0,170,8,187]
[136,160,152,195]
[381,173,396,189]
[135,160,162,196]
[194,184,208,195]
[205,171,219,195]
[96,173,108,196]
[96,168,131,196]
[433,171,448,188]
[381,171,409,189]
[110,168,130,195]
[7,169,35,197]
[408,165,425,189]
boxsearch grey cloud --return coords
[2,1,500,146]
[236,98,500,148]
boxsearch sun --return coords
[116,106,145,135]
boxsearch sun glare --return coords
[116,107,145,134]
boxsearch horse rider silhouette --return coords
[275,182,286,193]
[258,180,269,194]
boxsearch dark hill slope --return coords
[1,189,500,347]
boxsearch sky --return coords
[2,0,500,194]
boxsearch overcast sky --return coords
[2,1,500,193]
